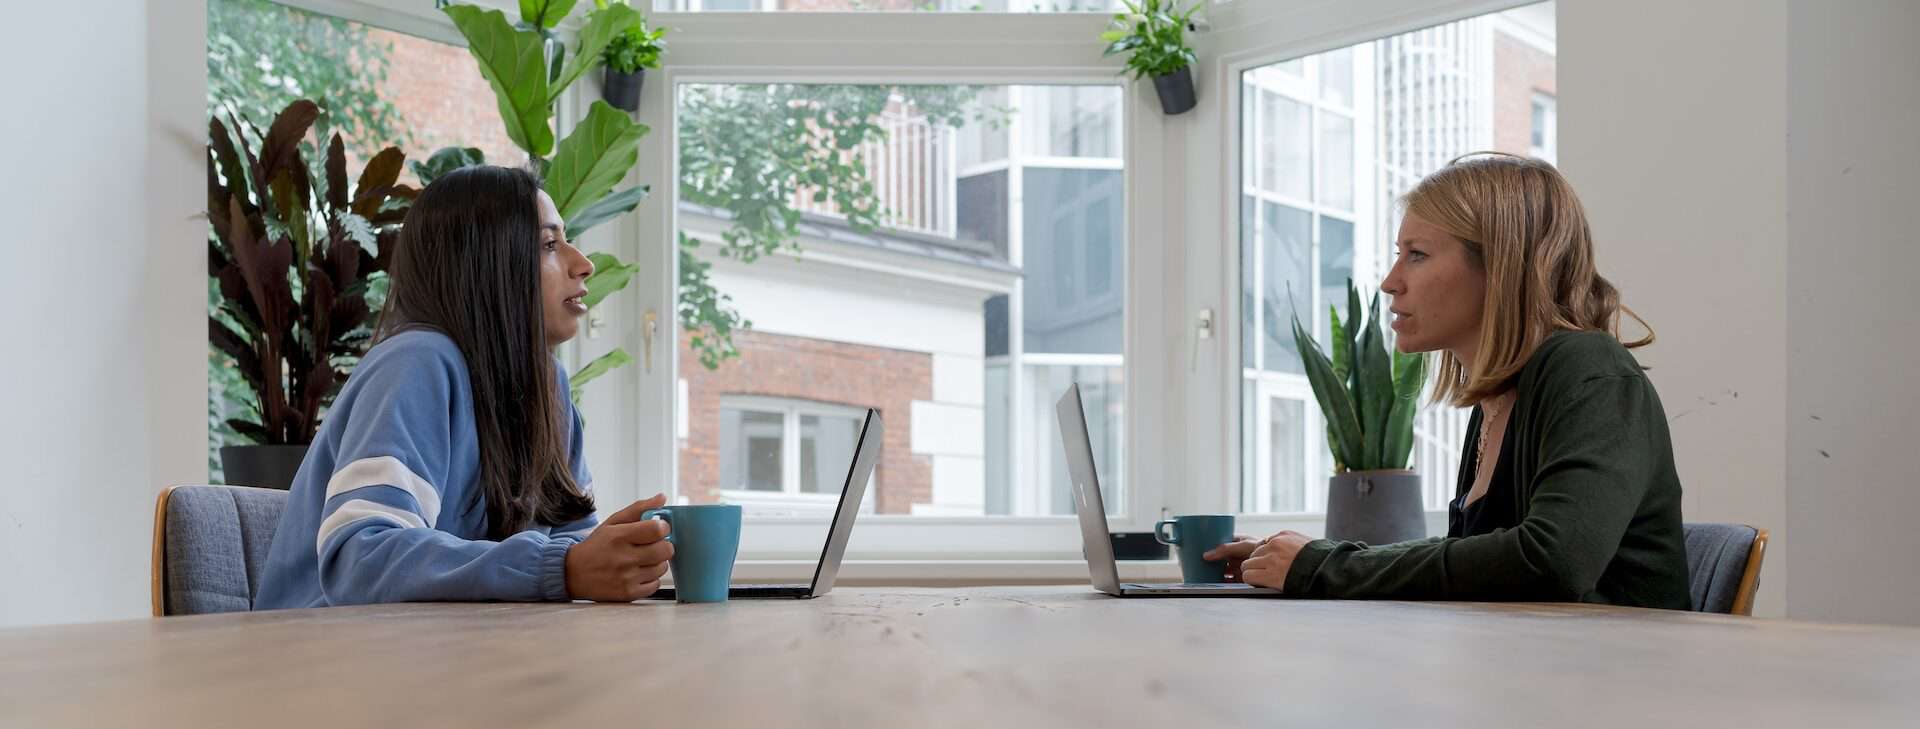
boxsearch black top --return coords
[1449,408,1521,538]
[1283,330,1693,609]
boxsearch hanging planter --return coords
[595,2,666,114]
[1101,0,1204,116]
[1151,65,1198,115]
[603,67,645,112]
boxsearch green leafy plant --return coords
[596,0,667,75]
[1099,0,1202,81]
[207,99,417,446]
[1287,281,1427,473]
[433,0,652,392]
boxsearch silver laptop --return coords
[652,409,881,600]
[1055,385,1278,597]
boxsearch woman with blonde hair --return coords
[1207,153,1691,609]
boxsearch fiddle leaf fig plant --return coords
[434,0,651,391]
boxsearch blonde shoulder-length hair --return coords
[1404,152,1653,407]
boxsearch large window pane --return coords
[676,83,1123,517]
[1239,3,1557,513]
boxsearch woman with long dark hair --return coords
[257,165,671,607]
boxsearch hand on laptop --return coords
[564,493,675,602]
[1205,536,1262,583]
[1239,531,1312,591]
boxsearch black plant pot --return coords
[1152,66,1198,116]
[220,444,310,490]
[603,67,645,113]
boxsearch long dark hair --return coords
[375,165,594,539]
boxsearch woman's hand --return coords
[564,493,675,602]
[1203,536,1262,582]
[1239,531,1313,591]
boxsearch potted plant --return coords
[207,99,416,488]
[1101,0,1203,115]
[1288,281,1429,544]
[594,0,666,113]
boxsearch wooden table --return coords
[3,587,1916,728]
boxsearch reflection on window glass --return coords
[1024,167,1123,356]
[1239,2,1556,514]
[675,83,1124,517]
[1319,48,1354,108]
[1086,199,1112,296]
[1260,202,1311,374]
[1318,112,1355,211]
[1268,398,1306,512]
[1052,216,1076,307]
[1260,92,1312,200]
[800,413,861,494]
[1319,217,1355,335]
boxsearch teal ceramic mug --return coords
[1154,514,1236,584]
[642,504,742,603]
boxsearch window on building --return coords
[1531,92,1559,164]
[1239,3,1556,514]
[719,398,867,505]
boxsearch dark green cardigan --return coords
[1283,330,1693,609]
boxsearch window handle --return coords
[642,309,659,374]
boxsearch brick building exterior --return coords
[1493,28,1557,157]
[366,28,524,182]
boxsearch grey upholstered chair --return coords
[1681,522,1769,616]
[150,485,289,616]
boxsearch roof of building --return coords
[678,200,1020,276]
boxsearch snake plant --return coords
[1289,281,1427,473]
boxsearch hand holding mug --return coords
[564,493,675,602]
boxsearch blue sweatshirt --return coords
[254,330,598,609]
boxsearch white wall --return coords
[1783,0,1920,626]
[0,0,208,627]
[1563,0,1920,625]
[1558,0,1792,616]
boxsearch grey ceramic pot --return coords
[1324,469,1426,545]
